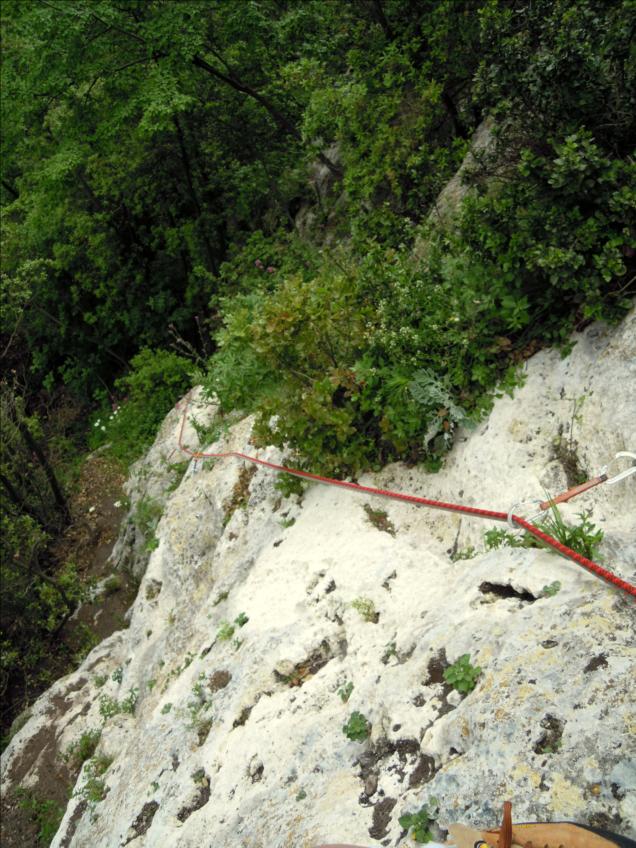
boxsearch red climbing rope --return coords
[176,397,636,600]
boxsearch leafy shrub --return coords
[443,654,481,694]
[399,798,439,843]
[206,251,480,474]
[475,0,635,156]
[342,711,370,741]
[453,135,634,345]
[89,349,192,466]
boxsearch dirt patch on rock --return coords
[223,466,257,525]
[369,796,396,840]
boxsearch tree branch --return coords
[1,179,19,199]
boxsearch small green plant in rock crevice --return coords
[350,597,378,623]
[342,711,370,742]
[99,687,138,720]
[75,753,114,805]
[338,681,354,703]
[275,474,306,499]
[63,728,101,770]
[381,641,398,664]
[134,496,163,553]
[399,797,439,843]
[363,503,395,536]
[541,581,561,598]
[484,504,603,561]
[217,612,249,642]
[166,460,189,493]
[484,528,530,550]
[537,507,603,561]
[443,654,481,694]
[450,545,477,562]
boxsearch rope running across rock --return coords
[176,395,636,600]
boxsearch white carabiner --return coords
[604,451,636,485]
[507,498,542,529]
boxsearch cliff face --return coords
[2,312,635,848]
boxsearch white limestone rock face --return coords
[110,387,218,579]
[2,313,635,848]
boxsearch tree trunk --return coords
[173,116,218,271]
[16,419,71,523]
[192,54,343,178]
[442,90,469,140]
[0,472,48,527]
[2,179,19,199]
[368,0,393,39]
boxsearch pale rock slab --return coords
[2,313,635,848]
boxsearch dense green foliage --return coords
[88,347,192,465]
[1,0,634,735]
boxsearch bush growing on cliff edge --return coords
[203,0,634,477]
[89,349,192,467]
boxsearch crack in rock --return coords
[122,801,159,845]
[534,714,564,755]
[273,640,334,687]
[176,778,210,823]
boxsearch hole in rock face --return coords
[425,650,450,686]
[479,581,536,602]
[534,714,564,755]
[250,762,264,783]
[583,653,608,673]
